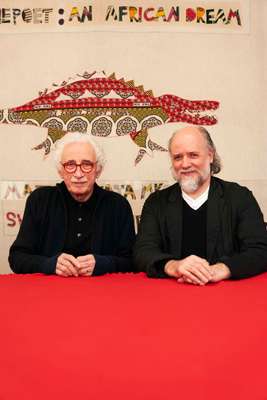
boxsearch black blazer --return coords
[134,177,267,279]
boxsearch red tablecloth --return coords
[1,272,267,400]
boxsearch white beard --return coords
[179,176,200,193]
[172,165,211,194]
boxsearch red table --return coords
[1,272,267,400]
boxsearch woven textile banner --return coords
[0,0,249,33]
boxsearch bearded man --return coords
[134,126,267,284]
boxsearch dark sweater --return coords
[181,200,207,259]
[9,182,136,275]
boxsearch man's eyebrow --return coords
[81,159,95,163]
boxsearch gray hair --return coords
[53,131,106,173]
[168,126,221,175]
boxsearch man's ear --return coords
[58,166,64,179]
[96,166,102,179]
[209,149,214,164]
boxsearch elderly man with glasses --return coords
[9,132,135,277]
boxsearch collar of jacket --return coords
[56,181,108,202]
[167,176,224,203]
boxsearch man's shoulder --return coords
[144,183,180,206]
[150,182,179,197]
[97,185,132,207]
[212,177,251,195]
[211,177,253,206]
[27,184,59,202]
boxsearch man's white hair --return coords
[53,131,106,173]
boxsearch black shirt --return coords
[62,184,100,257]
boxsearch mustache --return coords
[70,179,87,183]
[180,169,197,174]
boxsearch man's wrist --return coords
[211,263,231,282]
[218,263,231,279]
[164,260,181,278]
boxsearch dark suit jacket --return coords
[134,177,267,279]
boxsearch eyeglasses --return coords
[61,160,96,173]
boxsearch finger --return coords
[60,260,79,277]
[79,259,96,271]
[177,277,185,283]
[77,260,90,268]
[184,277,194,284]
[192,258,212,274]
[185,262,212,283]
[178,276,196,285]
[65,263,79,277]
[76,257,91,271]
[199,257,210,267]
[57,258,78,277]
[190,256,211,272]
[55,267,69,277]
[183,269,207,285]
[198,263,213,278]
[60,254,81,270]
[79,265,93,273]
[57,262,72,276]
[77,263,94,274]
[192,265,212,282]
[191,270,209,284]
[79,267,93,276]
[77,255,91,262]
[77,255,95,268]
[77,254,95,261]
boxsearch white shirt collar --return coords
[182,186,210,210]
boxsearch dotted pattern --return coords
[141,116,163,130]
[43,119,64,131]
[91,117,112,137]
[117,117,138,136]
[67,118,88,132]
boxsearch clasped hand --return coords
[55,253,96,277]
[164,255,231,285]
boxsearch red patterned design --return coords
[10,73,219,126]
[1,71,220,164]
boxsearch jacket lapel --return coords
[207,178,223,261]
[166,184,183,258]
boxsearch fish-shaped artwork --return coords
[0,71,219,164]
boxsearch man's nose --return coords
[74,166,84,177]
[181,156,191,169]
